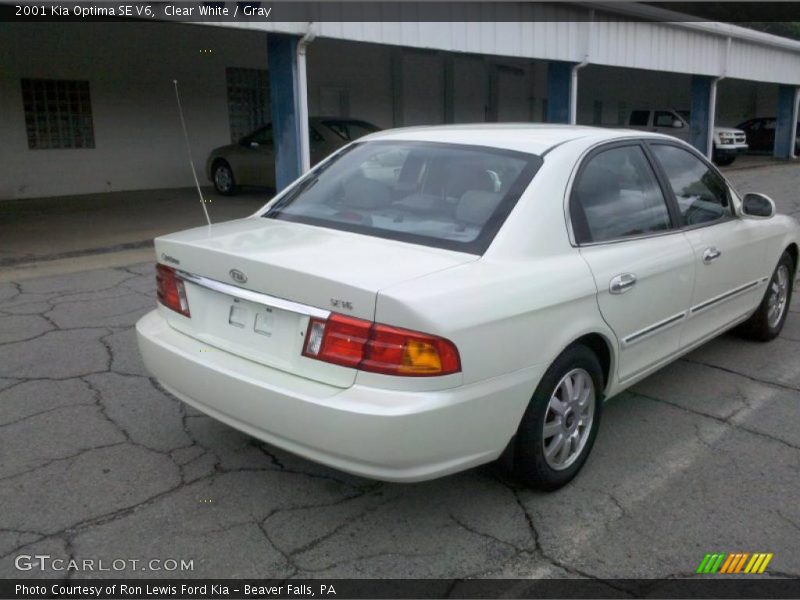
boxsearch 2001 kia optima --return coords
[136,125,799,490]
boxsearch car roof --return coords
[361,124,669,156]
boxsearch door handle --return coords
[609,273,637,294]
[703,247,722,264]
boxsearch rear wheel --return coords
[737,251,795,341]
[513,344,604,490]
[212,160,237,195]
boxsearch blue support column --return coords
[774,85,799,159]
[689,75,714,157]
[546,61,572,124]
[268,34,302,191]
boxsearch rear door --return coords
[648,142,767,346]
[571,141,696,382]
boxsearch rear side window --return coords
[629,111,650,127]
[650,144,730,226]
[263,141,542,254]
[571,145,672,244]
[654,111,679,127]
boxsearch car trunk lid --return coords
[154,217,477,387]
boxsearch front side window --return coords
[245,125,272,145]
[322,120,379,141]
[650,144,730,226]
[654,111,679,128]
[263,141,541,254]
[571,145,671,244]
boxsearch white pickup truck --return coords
[628,109,748,166]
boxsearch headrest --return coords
[456,191,503,225]
[341,175,391,209]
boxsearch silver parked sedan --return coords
[206,117,379,194]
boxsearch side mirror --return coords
[672,119,684,129]
[742,193,775,219]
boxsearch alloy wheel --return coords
[767,264,790,329]
[214,165,232,193]
[542,368,595,471]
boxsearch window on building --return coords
[21,78,95,149]
[226,67,270,143]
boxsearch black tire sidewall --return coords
[739,251,796,341]
[213,161,235,195]
[762,252,795,338]
[514,344,604,491]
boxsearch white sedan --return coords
[136,125,798,490]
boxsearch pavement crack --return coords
[0,401,96,429]
[776,510,800,534]
[634,390,800,452]
[253,442,286,470]
[448,512,523,552]
[0,441,127,485]
[680,357,800,394]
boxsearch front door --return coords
[570,142,696,382]
[237,125,276,188]
[648,143,767,346]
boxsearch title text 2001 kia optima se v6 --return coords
[136,125,799,490]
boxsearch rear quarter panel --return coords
[373,255,615,389]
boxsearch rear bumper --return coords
[136,310,539,482]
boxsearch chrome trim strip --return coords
[622,311,687,347]
[618,310,752,386]
[176,270,331,320]
[690,279,760,315]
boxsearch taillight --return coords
[156,264,191,317]
[302,313,460,376]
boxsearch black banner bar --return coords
[4,578,800,599]
[4,2,800,23]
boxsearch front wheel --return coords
[513,344,604,491]
[212,160,237,195]
[737,251,795,341]
[713,150,736,166]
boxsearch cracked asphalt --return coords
[1,164,799,580]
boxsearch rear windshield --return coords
[262,140,542,254]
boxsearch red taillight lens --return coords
[302,313,460,376]
[156,264,191,317]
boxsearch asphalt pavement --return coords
[0,164,799,580]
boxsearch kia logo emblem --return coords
[229,269,247,284]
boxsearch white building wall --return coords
[0,22,266,200]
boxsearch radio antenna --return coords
[173,79,211,226]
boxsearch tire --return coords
[737,250,795,342]
[713,151,735,167]
[212,160,237,195]
[513,344,604,491]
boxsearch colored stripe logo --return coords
[697,553,773,574]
